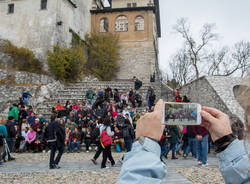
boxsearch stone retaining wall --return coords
[180,76,245,123]
[0,69,62,117]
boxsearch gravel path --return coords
[175,166,224,184]
[0,152,223,184]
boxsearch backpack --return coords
[100,128,112,147]
[116,144,122,152]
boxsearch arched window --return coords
[100,18,109,32]
[115,15,128,32]
[135,16,144,31]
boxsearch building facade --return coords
[0,0,94,68]
[91,0,161,82]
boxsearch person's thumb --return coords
[201,110,217,124]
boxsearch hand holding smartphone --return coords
[161,102,201,125]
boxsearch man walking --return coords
[48,116,65,169]
[184,126,197,159]
[193,125,209,166]
[2,116,16,162]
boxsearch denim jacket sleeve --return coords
[117,137,166,184]
[217,139,250,184]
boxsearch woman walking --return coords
[100,118,115,169]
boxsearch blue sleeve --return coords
[217,139,250,184]
[1,126,8,137]
[117,138,166,184]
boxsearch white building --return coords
[0,0,101,66]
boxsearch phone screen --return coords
[162,102,201,125]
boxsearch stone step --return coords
[68,81,155,85]
[39,99,149,107]
[37,106,148,119]
[62,87,159,91]
[34,80,161,118]
[53,90,161,97]
[56,88,161,93]
[51,94,155,100]
[37,103,148,112]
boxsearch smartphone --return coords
[162,102,201,125]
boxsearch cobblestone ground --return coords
[0,151,224,184]
[175,166,224,184]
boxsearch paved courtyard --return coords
[0,152,224,184]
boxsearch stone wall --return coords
[161,82,175,102]
[0,69,62,117]
[180,76,245,123]
[0,0,91,69]
[91,7,159,82]
[117,41,156,82]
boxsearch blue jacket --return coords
[117,138,249,184]
[0,125,8,139]
[117,138,166,184]
[22,92,32,99]
[217,139,250,184]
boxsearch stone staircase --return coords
[36,81,162,119]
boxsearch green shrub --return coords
[47,45,86,82]
[85,33,120,81]
[2,41,44,74]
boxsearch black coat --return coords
[48,121,65,148]
[43,126,49,141]
[134,79,142,90]
[6,120,16,138]
[187,126,196,138]
[167,126,180,144]
[18,110,27,121]
[122,123,134,140]
[57,125,65,148]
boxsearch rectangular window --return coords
[41,0,47,10]
[132,3,137,7]
[8,4,14,14]
[127,3,131,8]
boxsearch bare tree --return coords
[206,47,230,76]
[169,46,193,86]
[205,41,250,77]
[231,41,250,77]
[173,18,218,79]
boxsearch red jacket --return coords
[193,126,209,137]
[112,111,118,118]
[55,104,63,111]
[72,104,79,111]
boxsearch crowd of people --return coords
[0,76,247,175]
[0,76,159,168]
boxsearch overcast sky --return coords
[159,0,250,76]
